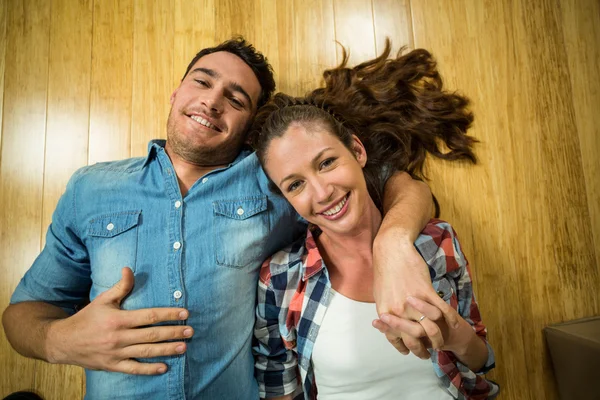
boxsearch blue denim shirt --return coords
[10,140,305,400]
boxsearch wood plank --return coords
[559,0,600,273]
[372,0,413,53]
[35,0,92,396]
[333,0,376,65]
[411,1,599,399]
[88,0,134,163]
[131,0,174,156]
[294,0,337,94]
[173,0,216,86]
[0,0,51,395]
[252,0,298,97]
[214,0,258,45]
[0,0,6,153]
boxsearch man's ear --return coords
[170,89,178,105]
[351,134,367,168]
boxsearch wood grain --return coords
[131,0,174,156]
[294,0,337,94]
[0,0,51,396]
[333,0,376,64]
[372,0,413,53]
[35,0,93,397]
[88,0,134,163]
[1,1,598,399]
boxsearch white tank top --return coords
[312,290,453,400]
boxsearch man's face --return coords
[166,51,261,167]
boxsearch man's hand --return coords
[46,267,193,375]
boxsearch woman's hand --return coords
[373,296,488,370]
[374,296,471,353]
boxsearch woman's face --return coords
[263,122,370,236]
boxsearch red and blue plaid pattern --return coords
[253,219,500,399]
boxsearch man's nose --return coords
[202,91,224,115]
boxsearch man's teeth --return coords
[322,196,347,216]
[190,115,217,130]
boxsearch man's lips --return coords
[188,114,222,132]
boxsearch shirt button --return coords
[236,207,244,216]
[106,223,115,231]
[202,177,208,184]
[173,241,181,250]
[173,290,182,299]
[175,200,182,209]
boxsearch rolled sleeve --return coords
[253,259,298,398]
[10,170,92,314]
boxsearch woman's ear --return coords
[351,134,367,168]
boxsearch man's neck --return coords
[164,146,227,197]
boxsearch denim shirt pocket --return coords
[87,210,141,288]
[213,195,269,269]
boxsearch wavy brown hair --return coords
[250,39,477,211]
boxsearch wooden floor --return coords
[1,1,598,399]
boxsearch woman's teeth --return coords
[322,195,347,216]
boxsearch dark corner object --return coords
[544,315,600,400]
[3,392,44,400]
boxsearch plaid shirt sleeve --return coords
[419,220,500,399]
[253,256,299,398]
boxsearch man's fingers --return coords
[122,307,189,329]
[123,341,188,359]
[115,359,169,375]
[403,335,431,360]
[121,325,194,345]
[407,296,443,321]
[379,314,425,338]
[421,292,460,329]
[418,318,444,349]
[384,333,409,355]
[98,267,135,306]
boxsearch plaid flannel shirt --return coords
[253,219,500,399]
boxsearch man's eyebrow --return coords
[189,67,254,108]
[279,147,333,186]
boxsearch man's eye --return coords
[230,98,244,108]
[194,79,208,87]
[287,181,302,192]
[319,158,336,169]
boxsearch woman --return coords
[250,41,499,400]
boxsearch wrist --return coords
[43,318,67,364]
[446,324,478,356]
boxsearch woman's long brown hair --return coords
[250,39,477,212]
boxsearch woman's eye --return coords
[287,181,302,192]
[320,158,336,169]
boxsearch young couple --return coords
[3,37,498,399]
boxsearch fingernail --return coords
[453,322,460,329]
[183,328,193,337]
[179,311,188,319]
[157,367,166,374]
[176,345,185,353]
[380,314,390,323]
[406,296,416,304]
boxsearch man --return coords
[3,38,455,399]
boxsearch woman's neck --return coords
[316,195,382,302]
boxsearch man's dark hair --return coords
[182,37,276,109]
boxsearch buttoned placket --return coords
[155,148,188,400]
